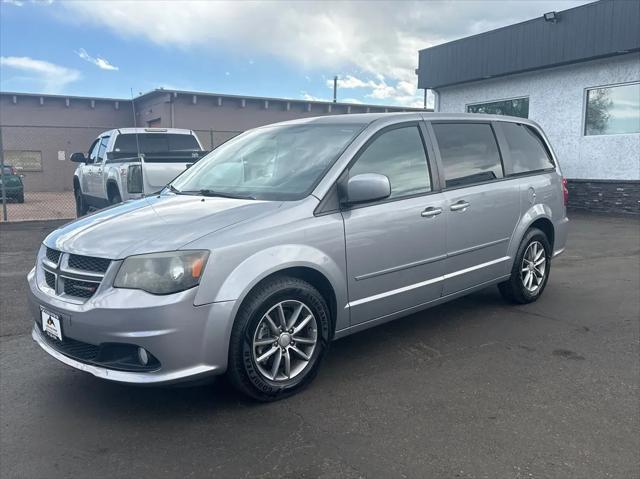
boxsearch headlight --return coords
[114,251,209,295]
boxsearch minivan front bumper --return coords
[28,267,236,385]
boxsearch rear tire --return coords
[227,276,331,401]
[498,227,551,304]
[108,187,122,205]
[75,189,88,217]
[17,193,24,204]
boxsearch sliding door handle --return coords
[421,206,443,218]
[450,200,470,212]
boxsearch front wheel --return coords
[498,227,551,304]
[227,276,331,401]
[75,189,88,217]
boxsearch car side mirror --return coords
[70,152,87,163]
[342,173,391,205]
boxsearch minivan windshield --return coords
[170,123,364,201]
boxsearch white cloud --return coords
[75,48,119,71]
[301,91,329,102]
[61,0,590,106]
[0,56,80,92]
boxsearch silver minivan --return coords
[29,113,569,400]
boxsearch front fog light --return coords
[138,347,149,366]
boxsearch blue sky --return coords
[1,0,589,107]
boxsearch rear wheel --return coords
[499,227,551,304]
[227,276,331,401]
[17,193,24,203]
[75,189,88,217]
[108,186,122,205]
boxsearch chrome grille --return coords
[41,247,110,301]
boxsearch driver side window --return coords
[349,125,432,200]
[94,137,110,165]
[87,139,100,164]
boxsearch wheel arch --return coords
[197,245,348,338]
[249,266,338,339]
[508,204,555,262]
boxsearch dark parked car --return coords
[1,166,24,203]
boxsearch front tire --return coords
[227,276,331,401]
[75,189,88,217]
[499,227,551,304]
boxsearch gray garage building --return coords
[417,0,640,214]
[0,90,422,193]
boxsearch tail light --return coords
[127,164,143,194]
[562,177,569,206]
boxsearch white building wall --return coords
[435,54,640,181]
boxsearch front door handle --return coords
[421,206,443,218]
[450,200,470,212]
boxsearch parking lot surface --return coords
[1,191,75,222]
[1,213,638,479]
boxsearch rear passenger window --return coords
[432,123,503,188]
[350,126,431,199]
[501,123,555,174]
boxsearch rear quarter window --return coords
[501,123,555,174]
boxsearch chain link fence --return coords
[0,126,241,222]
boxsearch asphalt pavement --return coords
[1,213,638,479]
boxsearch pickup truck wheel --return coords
[75,189,88,217]
[17,193,24,204]
[498,227,551,304]
[108,189,122,205]
[227,276,330,401]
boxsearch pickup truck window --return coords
[95,137,110,164]
[171,123,365,201]
[114,134,200,154]
[88,139,100,163]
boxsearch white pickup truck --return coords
[71,128,207,216]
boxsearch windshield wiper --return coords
[198,189,256,200]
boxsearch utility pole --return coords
[333,76,338,103]
[0,127,7,221]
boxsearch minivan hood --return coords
[44,195,283,259]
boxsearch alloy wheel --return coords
[252,300,318,382]
[521,240,546,293]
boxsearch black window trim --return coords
[427,120,507,192]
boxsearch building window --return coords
[2,150,42,172]
[466,97,529,118]
[584,83,640,136]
